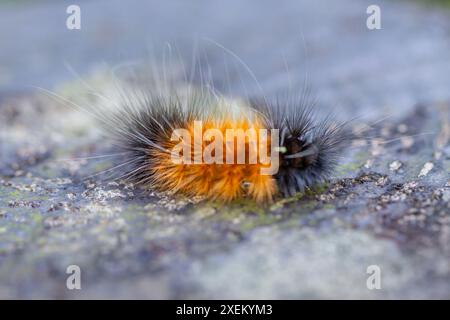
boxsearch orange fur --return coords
[148,116,278,203]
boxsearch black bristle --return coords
[254,97,352,197]
[96,81,352,200]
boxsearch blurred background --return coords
[0,0,449,299]
[1,0,450,119]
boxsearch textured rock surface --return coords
[0,0,450,298]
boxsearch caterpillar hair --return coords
[253,96,352,198]
[93,81,352,203]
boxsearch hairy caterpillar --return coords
[95,82,351,203]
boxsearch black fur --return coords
[97,89,217,187]
[100,85,351,199]
[254,97,352,197]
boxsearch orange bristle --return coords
[148,116,278,203]
[99,85,351,204]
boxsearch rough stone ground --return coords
[0,0,450,299]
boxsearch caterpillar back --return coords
[96,82,351,203]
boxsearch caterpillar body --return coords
[98,84,351,203]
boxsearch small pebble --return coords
[66,192,77,200]
[418,162,434,178]
[389,160,402,172]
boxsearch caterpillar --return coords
[94,81,352,203]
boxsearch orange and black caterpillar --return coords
[99,86,351,203]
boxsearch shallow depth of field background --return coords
[0,0,449,299]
